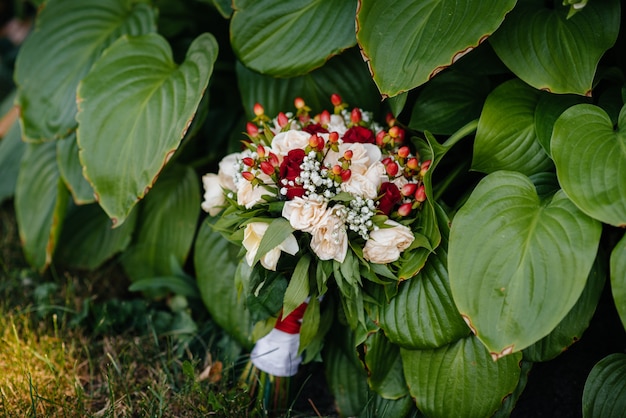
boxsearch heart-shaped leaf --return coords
[583,353,626,418]
[552,104,626,227]
[14,0,156,142]
[76,33,217,226]
[57,133,95,205]
[409,70,490,135]
[236,48,381,120]
[363,331,408,400]
[473,79,553,176]
[356,0,516,97]
[534,92,587,156]
[610,232,626,330]
[231,0,357,77]
[121,163,200,282]
[448,171,602,358]
[380,242,469,349]
[523,253,606,362]
[194,219,253,349]
[54,203,138,270]
[15,142,69,271]
[489,0,620,96]
[401,335,522,418]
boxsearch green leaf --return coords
[14,0,156,142]
[534,92,587,156]
[282,254,310,318]
[524,252,606,362]
[409,70,490,135]
[299,296,320,356]
[254,217,295,266]
[401,335,521,418]
[231,0,357,77]
[121,163,200,282]
[356,0,516,97]
[57,133,95,205]
[15,142,69,270]
[552,103,626,227]
[583,353,626,418]
[128,275,199,299]
[364,331,408,400]
[473,79,554,176]
[381,243,469,349]
[236,48,381,120]
[0,121,25,204]
[610,232,626,330]
[489,0,620,96]
[54,202,137,270]
[448,171,602,358]
[194,219,253,349]
[76,32,217,226]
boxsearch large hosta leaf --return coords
[490,0,620,96]
[363,331,408,400]
[534,92,587,156]
[57,133,95,205]
[194,220,253,348]
[448,171,601,358]
[380,243,469,350]
[76,33,217,226]
[401,335,521,418]
[121,164,200,282]
[236,48,381,120]
[523,253,606,362]
[54,202,138,270]
[356,0,516,97]
[473,79,553,176]
[231,0,357,77]
[15,142,69,270]
[14,0,156,142]
[552,104,626,227]
[0,121,25,204]
[610,232,626,330]
[583,353,626,418]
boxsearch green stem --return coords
[442,119,479,149]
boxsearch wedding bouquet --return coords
[201,94,431,380]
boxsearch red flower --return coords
[303,123,329,135]
[343,126,375,144]
[377,182,401,215]
[279,149,306,199]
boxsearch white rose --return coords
[340,162,385,199]
[270,129,311,157]
[243,222,299,271]
[327,114,348,136]
[217,153,240,191]
[282,197,328,232]
[324,143,382,176]
[201,173,226,216]
[237,181,273,209]
[363,220,414,264]
[309,207,348,263]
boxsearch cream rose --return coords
[201,174,226,216]
[270,129,312,157]
[243,222,299,271]
[217,153,240,191]
[326,114,348,136]
[363,220,414,264]
[340,162,385,199]
[282,197,328,232]
[324,143,382,176]
[309,207,348,263]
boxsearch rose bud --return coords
[397,202,412,217]
[407,157,419,170]
[253,103,264,117]
[294,97,305,109]
[415,184,426,202]
[256,144,266,158]
[260,161,275,176]
[268,152,279,167]
[246,122,259,137]
[242,171,255,182]
[420,160,432,177]
[330,93,342,106]
[343,150,353,161]
[350,107,362,124]
[320,110,331,125]
[340,169,352,182]
[242,157,255,167]
[397,146,410,159]
[401,183,417,197]
[277,112,289,127]
[386,161,399,177]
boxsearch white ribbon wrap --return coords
[250,328,302,377]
